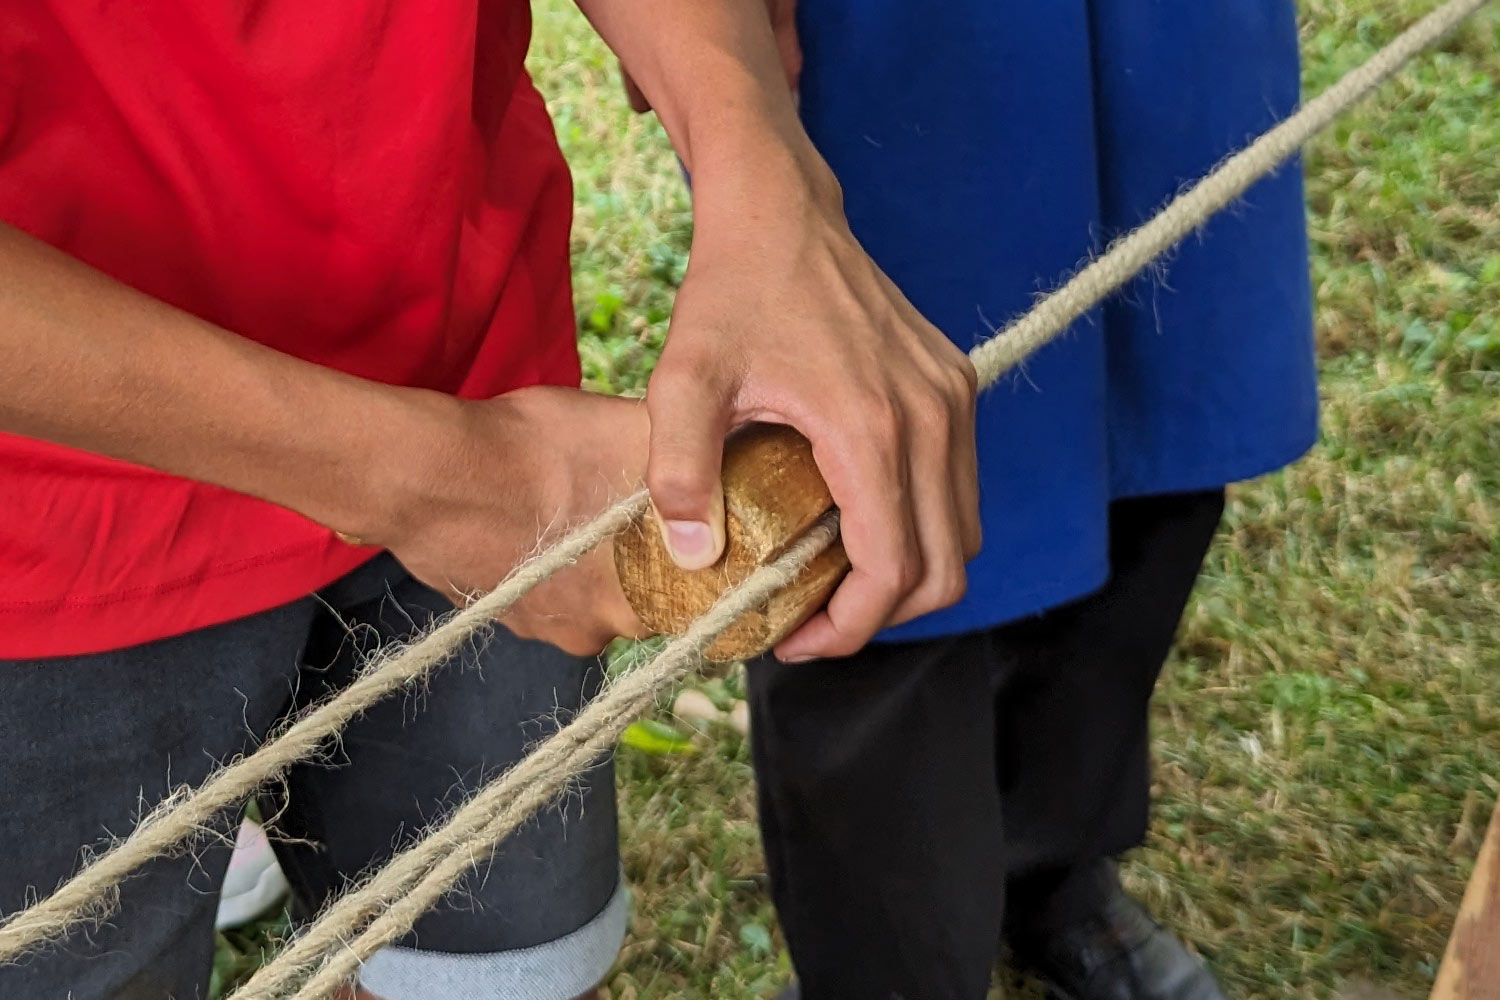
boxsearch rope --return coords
[970,0,1489,383]
[231,516,840,1000]
[224,2,1490,994]
[0,492,647,963]
[0,0,1485,985]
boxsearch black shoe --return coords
[1009,878,1227,1000]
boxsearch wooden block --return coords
[1431,795,1500,1000]
[613,422,849,663]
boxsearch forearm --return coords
[0,221,449,538]
[576,0,837,208]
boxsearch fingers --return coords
[885,394,970,626]
[501,549,648,657]
[502,618,609,659]
[774,341,979,661]
[645,351,736,571]
[955,374,983,561]
[942,347,983,561]
[771,396,919,661]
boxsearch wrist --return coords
[689,129,844,256]
[335,385,472,547]
[653,55,839,221]
[356,386,647,552]
[699,131,840,211]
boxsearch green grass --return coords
[215,1,1500,996]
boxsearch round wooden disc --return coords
[613,423,850,662]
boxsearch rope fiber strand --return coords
[222,1,1489,994]
[233,516,841,1000]
[0,0,1486,990]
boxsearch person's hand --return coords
[619,0,801,113]
[648,157,982,663]
[592,0,978,660]
[369,386,650,656]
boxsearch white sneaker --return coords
[215,819,290,930]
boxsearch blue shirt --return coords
[793,0,1320,640]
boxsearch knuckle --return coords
[949,358,979,400]
[646,461,715,512]
[645,366,696,410]
[785,49,805,83]
[889,555,923,595]
[856,392,903,442]
[900,567,965,619]
[964,525,984,561]
[907,391,952,438]
[940,566,968,606]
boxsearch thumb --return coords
[646,360,733,571]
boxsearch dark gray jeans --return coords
[0,555,623,1000]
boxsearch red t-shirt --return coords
[0,3,581,658]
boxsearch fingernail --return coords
[663,519,718,570]
[777,652,816,664]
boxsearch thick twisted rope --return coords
[0,492,647,963]
[0,0,1482,984]
[223,2,1491,994]
[970,0,1489,383]
[232,516,841,1000]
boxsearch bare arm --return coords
[576,0,809,179]
[576,0,982,660]
[0,220,647,653]
[0,220,446,538]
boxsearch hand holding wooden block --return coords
[613,423,849,662]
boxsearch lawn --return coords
[215,1,1500,996]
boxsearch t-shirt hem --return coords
[0,543,381,660]
[1108,422,1318,502]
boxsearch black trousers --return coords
[748,489,1226,1000]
